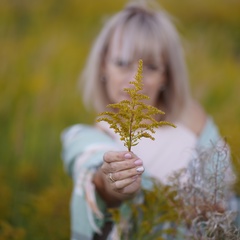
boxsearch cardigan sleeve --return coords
[61,124,120,176]
[61,124,121,240]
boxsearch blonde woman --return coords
[61,1,236,239]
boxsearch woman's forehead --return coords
[108,22,164,63]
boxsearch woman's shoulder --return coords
[178,100,207,136]
[177,100,223,146]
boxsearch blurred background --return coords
[0,0,239,239]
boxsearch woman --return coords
[61,1,236,239]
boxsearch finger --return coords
[103,151,136,163]
[102,157,143,173]
[114,175,140,190]
[110,165,145,182]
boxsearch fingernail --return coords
[124,153,132,159]
[132,175,138,180]
[134,159,142,166]
[136,166,144,172]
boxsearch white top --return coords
[97,122,198,183]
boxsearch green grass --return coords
[0,0,239,239]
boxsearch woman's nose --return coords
[122,65,138,83]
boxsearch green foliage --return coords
[97,60,176,151]
[0,221,25,240]
[28,178,71,240]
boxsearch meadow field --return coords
[0,0,239,239]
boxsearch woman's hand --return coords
[93,151,144,207]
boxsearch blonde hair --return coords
[80,1,192,121]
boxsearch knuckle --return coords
[114,181,122,190]
[118,151,125,159]
[110,163,117,172]
[128,168,135,176]
[100,163,105,171]
[116,172,122,180]
[103,152,109,162]
[100,166,104,173]
[114,171,123,181]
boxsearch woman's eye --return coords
[114,59,129,68]
[145,64,158,71]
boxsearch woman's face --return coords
[103,46,166,107]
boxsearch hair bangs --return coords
[110,15,165,64]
